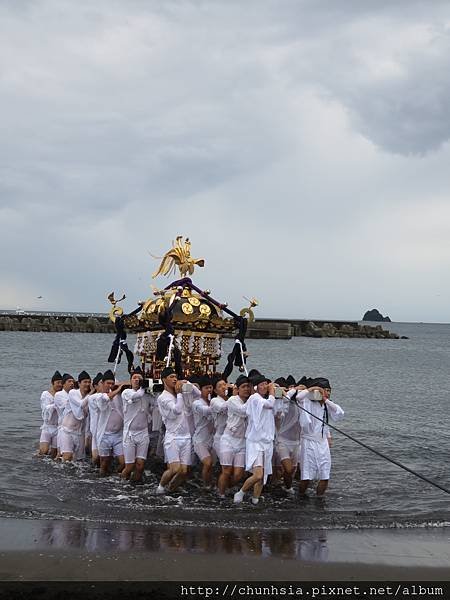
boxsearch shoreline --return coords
[0,517,449,581]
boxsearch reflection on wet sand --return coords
[38,520,329,562]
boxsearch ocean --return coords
[0,322,449,532]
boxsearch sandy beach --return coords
[0,517,448,581]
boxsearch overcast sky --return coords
[1,0,450,322]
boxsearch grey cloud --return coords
[1,0,450,321]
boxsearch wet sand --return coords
[0,517,449,581]
[1,550,449,581]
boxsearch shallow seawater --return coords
[0,323,449,531]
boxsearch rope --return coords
[235,339,248,376]
[165,334,174,367]
[290,395,450,495]
[112,341,123,379]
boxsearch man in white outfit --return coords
[121,369,150,483]
[156,367,192,494]
[218,375,250,497]
[95,370,128,476]
[54,373,75,457]
[210,378,229,463]
[275,379,302,497]
[287,377,344,497]
[60,371,91,462]
[192,376,215,488]
[234,374,277,505]
[39,371,62,458]
[88,372,103,466]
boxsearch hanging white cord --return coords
[165,334,174,367]
[113,340,123,380]
[235,339,248,376]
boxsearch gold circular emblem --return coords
[181,288,191,298]
[199,304,211,316]
[182,302,194,315]
[188,297,200,306]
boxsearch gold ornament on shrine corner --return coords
[107,291,126,322]
[239,296,259,323]
[151,236,205,279]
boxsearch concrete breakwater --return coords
[246,318,400,339]
[0,314,400,340]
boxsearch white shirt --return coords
[40,390,58,428]
[192,397,214,445]
[61,389,89,433]
[157,389,191,443]
[210,396,228,438]
[54,390,69,427]
[122,388,150,438]
[276,398,301,444]
[245,393,276,444]
[95,392,124,444]
[88,394,101,438]
[222,395,247,441]
[288,389,344,441]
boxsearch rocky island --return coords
[362,309,391,322]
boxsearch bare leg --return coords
[61,452,73,462]
[39,442,50,456]
[121,463,134,480]
[201,456,213,487]
[281,458,294,490]
[168,465,189,491]
[49,448,57,460]
[316,479,328,497]
[232,467,245,486]
[100,456,112,477]
[218,466,232,495]
[134,458,145,482]
[299,480,310,495]
[160,462,180,488]
[116,455,125,473]
[242,466,264,494]
[253,480,264,499]
[91,449,100,467]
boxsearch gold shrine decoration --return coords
[151,236,205,279]
[107,291,126,323]
[239,297,259,323]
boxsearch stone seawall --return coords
[0,314,115,334]
[246,319,400,339]
[0,314,401,339]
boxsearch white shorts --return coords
[220,436,245,468]
[164,438,192,466]
[299,439,331,481]
[123,429,149,464]
[246,440,273,483]
[98,432,123,458]
[275,442,300,465]
[59,428,84,459]
[251,451,265,468]
[40,426,58,448]
[193,440,215,463]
